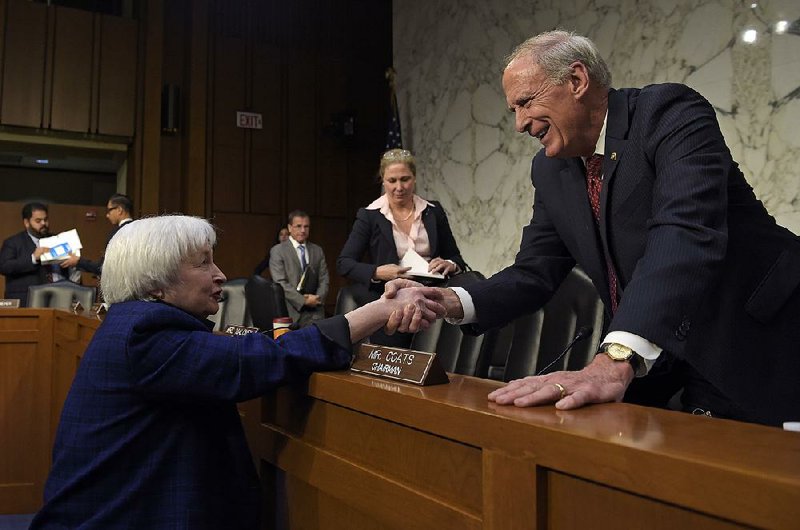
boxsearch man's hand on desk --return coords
[488,353,635,410]
[382,279,446,335]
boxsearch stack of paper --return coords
[39,229,83,263]
[399,249,445,280]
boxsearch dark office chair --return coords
[27,282,96,310]
[334,284,360,315]
[245,275,289,335]
[408,270,493,376]
[209,278,252,331]
[486,267,605,382]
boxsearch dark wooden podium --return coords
[244,371,800,530]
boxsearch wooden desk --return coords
[250,372,800,530]
[3,309,799,528]
[0,308,100,514]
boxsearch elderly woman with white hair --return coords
[32,215,443,530]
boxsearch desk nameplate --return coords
[0,299,21,308]
[223,324,260,336]
[350,343,449,386]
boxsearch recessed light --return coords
[775,20,789,34]
[742,29,758,43]
[35,159,49,164]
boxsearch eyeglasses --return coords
[382,149,412,160]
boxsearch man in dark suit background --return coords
[269,210,329,327]
[60,193,135,276]
[0,202,78,305]
[391,30,800,426]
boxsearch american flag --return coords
[385,67,403,149]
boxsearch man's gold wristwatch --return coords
[598,342,648,377]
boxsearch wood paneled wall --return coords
[148,0,393,312]
[0,0,136,136]
[0,0,393,315]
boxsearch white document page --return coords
[399,248,444,280]
[39,229,83,263]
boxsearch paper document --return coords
[39,229,83,263]
[399,249,445,280]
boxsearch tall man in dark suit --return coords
[390,30,800,426]
[61,193,135,276]
[0,202,78,305]
[269,210,330,327]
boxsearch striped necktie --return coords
[298,244,307,271]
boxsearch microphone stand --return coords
[535,326,593,376]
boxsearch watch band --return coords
[598,342,648,378]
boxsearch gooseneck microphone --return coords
[535,326,593,376]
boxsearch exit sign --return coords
[236,111,263,129]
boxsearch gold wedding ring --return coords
[553,382,567,400]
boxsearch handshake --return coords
[380,278,464,335]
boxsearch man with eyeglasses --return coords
[61,193,135,276]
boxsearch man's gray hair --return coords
[505,30,612,89]
[101,215,217,304]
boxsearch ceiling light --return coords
[775,20,789,34]
[742,29,758,43]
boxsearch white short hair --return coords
[505,30,612,89]
[101,215,217,304]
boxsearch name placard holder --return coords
[350,343,449,386]
[0,299,21,308]
[223,324,261,336]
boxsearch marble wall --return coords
[393,0,800,275]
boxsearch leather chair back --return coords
[209,278,251,331]
[490,267,604,382]
[245,275,289,335]
[334,284,361,315]
[27,282,96,309]
[409,270,494,377]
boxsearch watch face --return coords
[606,343,633,361]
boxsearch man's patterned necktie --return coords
[586,153,619,313]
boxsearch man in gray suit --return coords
[269,210,329,327]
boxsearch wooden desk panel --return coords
[0,309,53,514]
[0,309,99,514]
[253,372,800,530]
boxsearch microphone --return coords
[535,326,593,376]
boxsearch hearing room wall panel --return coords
[210,35,246,212]
[211,211,280,281]
[49,7,93,133]
[316,64,348,219]
[96,15,137,137]
[212,144,246,212]
[155,0,189,214]
[285,54,316,215]
[248,45,282,215]
[0,0,47,128]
